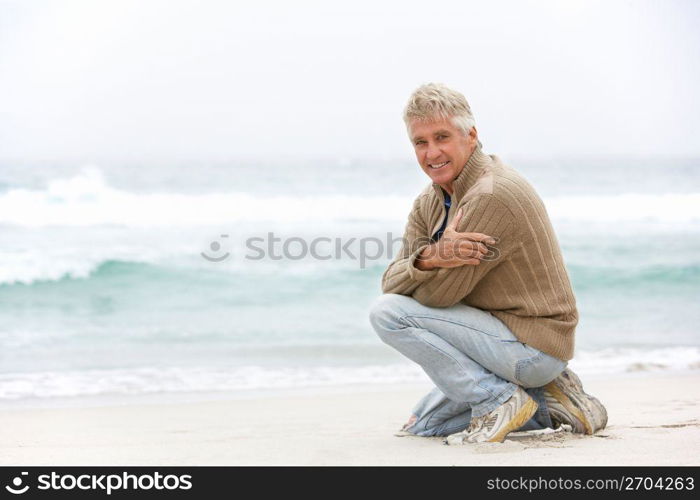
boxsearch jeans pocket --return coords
[515,352,566,388]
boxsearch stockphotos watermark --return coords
[4,470,192,495]
[201,232,500,269]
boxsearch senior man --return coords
[369,83,607,443]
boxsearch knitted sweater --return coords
[381,146,578,361]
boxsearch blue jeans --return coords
[369,294,567,437]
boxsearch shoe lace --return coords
[468,411,500,433]
[467,415,486,433]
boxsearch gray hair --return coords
[403,83,476,135]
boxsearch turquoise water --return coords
[0,157,699,400]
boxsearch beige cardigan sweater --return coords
[381,146,578,361]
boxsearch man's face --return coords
[408,117,478,193]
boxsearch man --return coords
[369,83,607,443]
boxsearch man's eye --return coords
[437,135,448,140]
[415,141,426,146]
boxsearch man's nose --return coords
[426,142,441,159]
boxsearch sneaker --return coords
[449,387,538,444]
[543,368,607,434]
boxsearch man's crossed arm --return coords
[381,194,519,308]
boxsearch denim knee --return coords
[515,352,567,388]
[368,294,411,342]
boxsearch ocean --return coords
[1,156,699,403]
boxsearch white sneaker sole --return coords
[544,372,607,434]
[488,396,539,443]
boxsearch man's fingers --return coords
[455,232,497,245]
[446,208,463,230]
[456,240,489,258]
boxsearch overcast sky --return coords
[1,0,699,163]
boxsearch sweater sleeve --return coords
[381,195,440,295]
[411,194,520,308]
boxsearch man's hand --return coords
[414,207,496,271]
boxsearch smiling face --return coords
[408,117,478,195]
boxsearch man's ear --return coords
[468,126,479,150]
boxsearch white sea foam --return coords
[0,347,697,400]
[0,364,427,400]
[0,228,194,285]
[0,251,105,285]
[0,236,382,285]
[568,346,700,375]
[0,168,412,227]
[1,168,699,228]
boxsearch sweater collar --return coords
[432,143,491,201]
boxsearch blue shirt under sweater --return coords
[431,191,451,242]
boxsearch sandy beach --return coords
[0,372,698,466]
